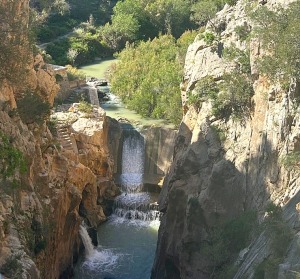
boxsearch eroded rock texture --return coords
[0,1,118,278]
[152,0,300,278]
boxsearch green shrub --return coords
[78,100,93,114]
[0,132,27,180]
[202,32,216,45]
[202,211,257,278]
[213,72,253,120]
[187,76,218,108]
[16,91,51,124]
[281,151,300,171]
[211,125,226,143]
[0,254,22,279]
[223,46,251,75]
[47,119,58,136]
[254,203,293,277]
[234,25,250,41]
[250,2,300,83]
[66,65,85,81]
[55,74,64,82]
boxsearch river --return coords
[73,68,162,278]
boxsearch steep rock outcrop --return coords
[152,0,300,278]
[0,1,118,278]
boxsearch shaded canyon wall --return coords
[152,0,300,278]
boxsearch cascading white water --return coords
[113,128,161,225]
[120,129,145,193]
[78,225,120,272]
[79,225,94,258]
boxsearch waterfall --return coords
[79,225,94,258]
[120,129,145,192]
[79,224,121,272]
[113,128,161,224]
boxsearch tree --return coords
[100,13,140,51]
[190,0,218,27]
[146,0,192,38]
[67,48,79,65]
[251,1,300,83]
[109,33,196,125]
[112,0,158,40]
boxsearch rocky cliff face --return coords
[0,1,118,278]
[152,0,300,278]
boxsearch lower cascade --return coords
[74,127,160,279]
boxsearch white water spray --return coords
[79,225,94,258]
[79,225,121,272]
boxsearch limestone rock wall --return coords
[152,0,300,278]
[0,1,118,278]
[142,127,177,185]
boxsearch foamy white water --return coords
[79,225,95,258]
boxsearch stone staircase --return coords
[57,126,73,151]
[54,118,78,153]
[65,89,87,104]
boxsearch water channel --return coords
[74,60,165,278]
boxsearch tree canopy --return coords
[109,31,197,125]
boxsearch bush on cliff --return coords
[251,1,300,84]
[16,91,51,125]
[0,132,27,180]
[202,211,257,278]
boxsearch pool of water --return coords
[100,93,175,129]
[74,217,159,279]
[79,58,117,79]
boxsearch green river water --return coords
[74,61,163,278]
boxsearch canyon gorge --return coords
[0,0,300,278]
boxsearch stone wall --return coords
[106,120,177,187]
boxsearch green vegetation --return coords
[202,211,257,278]
[39,0,241,64]
[254,203,293,278]
[187,76,218,108]
[66,65,86,81]
[0,254,22,279]
[78,100,93,114]
[36,14,78,43]
[45,25,112,66]
[190,0,237,28]
[0,132,27,180]
[202,32,217,45]
[16,91,51,124]
[234,25,250,41]
[110,32,197,125]
[187,42,253,121]
[281,151,300,171]
[251,1,300,84]
[211,125,226,143]
[214,72,253,120]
